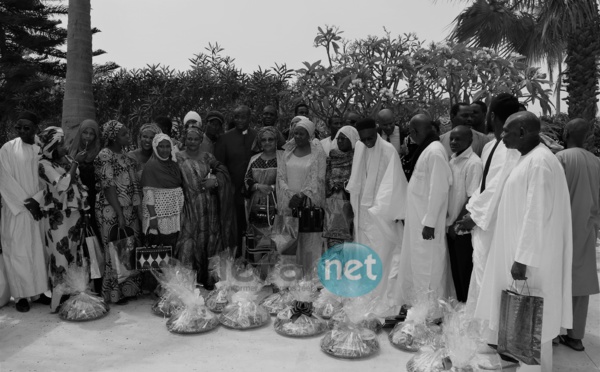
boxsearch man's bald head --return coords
[450,125,473,154]
[377,108,395,136]
[505,111,541,133]
[563,118,590,148]
[502,111,541,153]
[409,114,435,145]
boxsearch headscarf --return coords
[251,126,285,152]
[334,126,360,149]
[70,119,101,163]
[101,120,124,146]
[137,123,162,148]
[38,126,65,159]
[283,116,317,150]
[140,134,182,189]
[295,117,315,139]
[183,111,202,126]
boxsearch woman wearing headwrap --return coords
[127,123,163,181]
[277,117,326,272]
[243,126,285,259]
[38,127,90,311]
[94,120,142,304]
[176,127,236,289]
[323,126,360,248]
[140,134,184,249]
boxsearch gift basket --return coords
[389,292,443,352]
[218,282,270,330]
[151,262,195,317]
[205,253,237,313]
[406,347,449,372]
[330,296,383,334]
[313,288,343,319]
[320,297,381,359]
[58,263,109,321]
[260,257,302,315]
[274,280,327,337]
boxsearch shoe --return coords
[33,294,52,305]
[114,297,129,305]
[553,336,560,346]
[559,335,585,351]
[15,299,30,313]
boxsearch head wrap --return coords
[101,120,125,145]
[137,123,162,148]
[251,126,286,153]
[38,126,65,159]
[140,134,183,189]
[183,111,202,126]
[295,117,315,139]
[334,126,360,149]
[70,119,101,163]
[17,111,40,126]
[206,111,225,124]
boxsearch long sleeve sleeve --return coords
[421,152,452,228]
[0,154,28,216]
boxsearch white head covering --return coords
[152,133,177,162]
[183,111,202,126]
[295,117,315,139]
[334,125,360,149]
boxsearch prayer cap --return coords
[355,118,376,131]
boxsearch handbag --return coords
[498,281,544,365]
[107,225,136,282]
[292,197,324,233]
[247,192,277,255]
[322,191,354,240]
[135,227,173,271]
[271,215,299,255]
[248,191,276,227]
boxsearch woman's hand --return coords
[201,178,218,191]
[289,193,306,209]
[255,184,272,194]
[117,211,126,229]
[149,217,158,230]
[74,150,87,163]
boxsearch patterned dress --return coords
[39,159,89,311]
[94,148,141,303]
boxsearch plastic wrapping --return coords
[274,280,327,337]
[389,292,442,352]
[58,263,109,321]
[151,263,195,317]
[219,286,270,330]
[260,257,302,315]
[313,288,343,319]
[205,254,236,313]
[330,296,383,333]
[166,290,219,334]
[442,301,479,369]
[406,347,449,372]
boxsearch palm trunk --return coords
[61,0,95,147]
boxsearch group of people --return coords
[0,96,597,371]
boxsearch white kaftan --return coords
[392,141,453,305]
[464,139,520,311]
[346,135,407,311]
[475,144,573,344]
[0,138,48,299]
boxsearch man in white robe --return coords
[475,112,572,371]
[393,114,453,306]
[455,93,521,312]
[0,112,48,312]
[346,118,407,311]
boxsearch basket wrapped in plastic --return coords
[219,284,270,330]
[58,263,109,322]
[389,292,442,352]
[260,257,302,315]
[166,289,219,334]
[313,288,343,319]
[151,263,195,317]
[274,280,327,337]
[406,347,449,372]
[330,302,383,334]
[205,254,237,313]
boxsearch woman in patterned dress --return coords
[38,127,90,311]
[94,120,141,304]
[175,127,236,289]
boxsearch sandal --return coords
[559,335,585,352]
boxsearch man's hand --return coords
[455,213,476,232]
[24,198,42,221]
[511,261,527,281]
[422,226,435,240]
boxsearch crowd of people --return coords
[0,95,598,371]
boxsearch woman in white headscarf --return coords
[277,117,326,272]
[323,126,360,248]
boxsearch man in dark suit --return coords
[215,105,257,255]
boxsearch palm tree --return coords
[61,0,95,146]
[446,0,600,120]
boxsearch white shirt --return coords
[381,126,401,154]
[320,136,338,156]
[440,128,490,157]
[446,146,483,226]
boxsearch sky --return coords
[89,0,467,73]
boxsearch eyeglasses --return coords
[260,138,276,143]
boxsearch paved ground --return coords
[0,246,598,372]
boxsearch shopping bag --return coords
[292,197,324,233]
[498,281,543,365]
[135,228,173,271]
[83,225,104,279]
[271,215,299,254]
[107,225,136,281]
[322,192,354,241]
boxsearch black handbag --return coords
[135,227,173,271]
[292,197,324,233]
